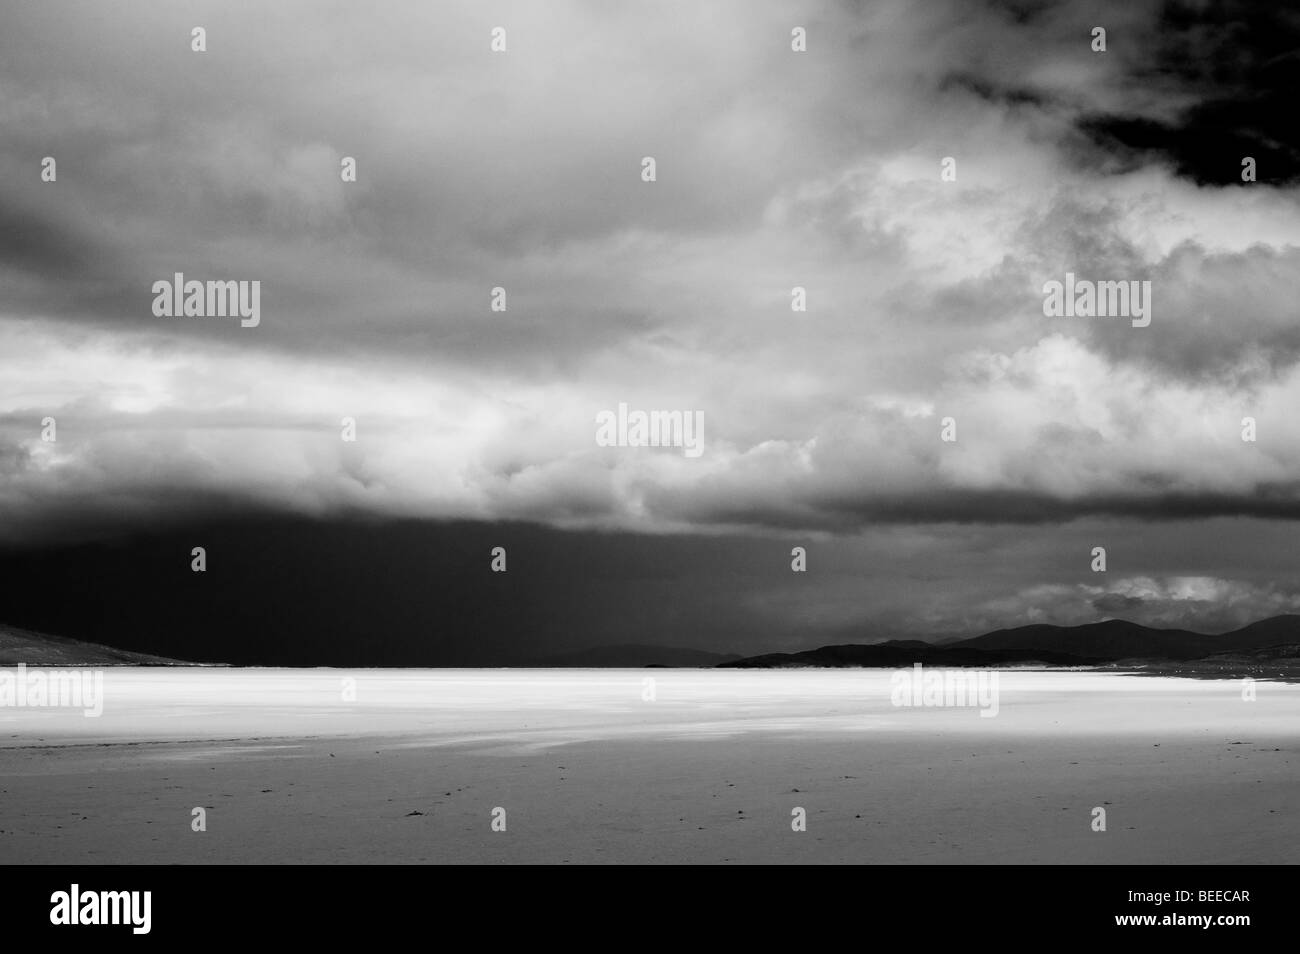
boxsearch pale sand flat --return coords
[0,669,1294,863]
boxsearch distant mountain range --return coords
[723,616,1300,668]
[0,622,191,666]
[950,616,1300,660]
[3,616,1300,669]
[0,623,737,668]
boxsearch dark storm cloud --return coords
[2,511,1295,662]
[1078,2,1300,185]
[0,203,105,281]
[928,1,1300,188]
[3,0,1300,644]
[0,515,809,664]
[653,485,1300,532]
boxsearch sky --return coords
[2,1,1299,662]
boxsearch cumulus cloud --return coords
[965,576,1300,634]
[3,1,1300,637]
[7,321,1300,543]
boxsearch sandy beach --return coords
[0,669,1294,864]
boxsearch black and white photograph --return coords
[0,0,1295,926]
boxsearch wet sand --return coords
[0,669,1294,863]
